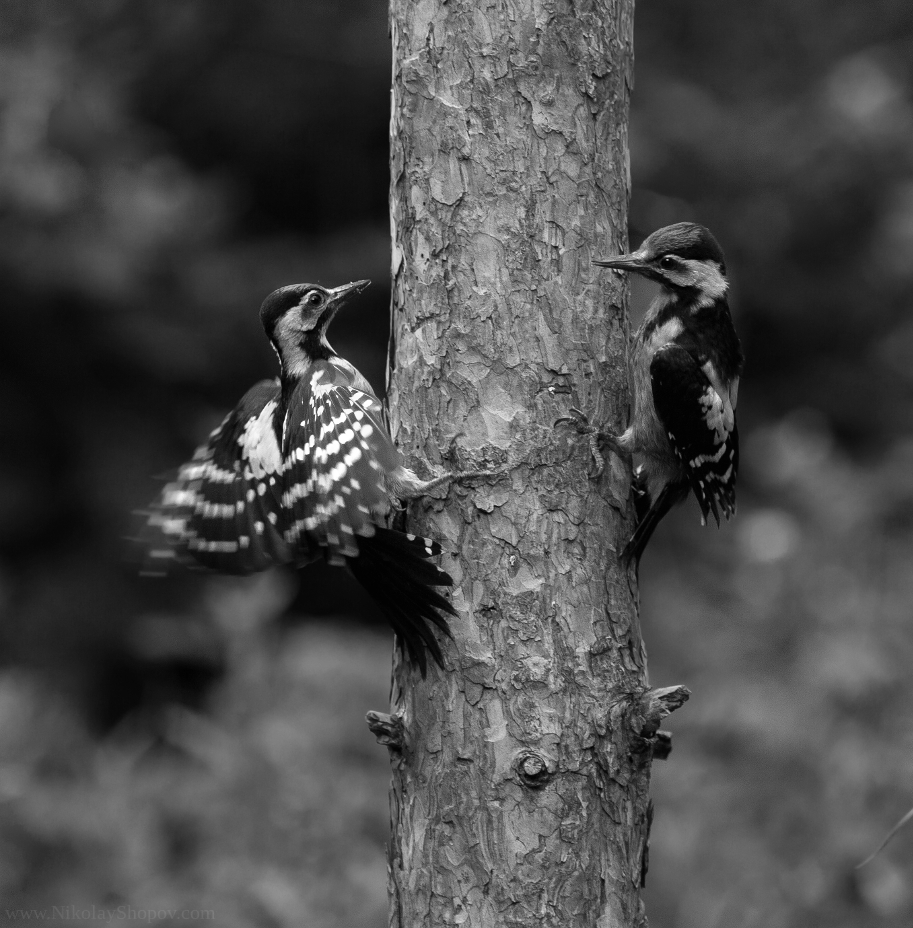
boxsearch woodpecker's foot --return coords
[388,464,509,502]
[554,407,624,478]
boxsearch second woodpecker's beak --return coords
[592,251,650,275]
[329,279,371,305]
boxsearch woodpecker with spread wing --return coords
[564,223,743,564]
[141,280,489,673]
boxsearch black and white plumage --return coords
[587,222,744,564]
[141,280,455,673]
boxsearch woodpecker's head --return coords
[594,223,727,304]
[260,279,370,375]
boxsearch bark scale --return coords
[384,1,652,926]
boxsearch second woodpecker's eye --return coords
[305,291,324,307]
[659,256,677,270]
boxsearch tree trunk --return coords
[380,1,669,926]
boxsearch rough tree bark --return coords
[374,1,685,926]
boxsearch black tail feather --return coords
[622,481,689,567]
[353,530,456,633]
[705,491,721,528]
[356,539,456,639]
[347,527,456,675]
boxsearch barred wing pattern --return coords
[142,380,297,575]
[281,361,400,565]
[650,344,738,526]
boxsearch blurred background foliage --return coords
[0,0,911,925]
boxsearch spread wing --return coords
[140,362,456,673]
[281,361,401,565]
[650,344,738,525]
[141,379,300,575]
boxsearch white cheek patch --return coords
[686,260,728,307]
[237,400,283,478]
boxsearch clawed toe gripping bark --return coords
[388,464,511,503]
[555,406,631,478]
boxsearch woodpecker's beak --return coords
[329,279,371,304]
[592,251,650,275]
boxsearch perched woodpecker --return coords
[141,280,491,673]
[568,222,743,563]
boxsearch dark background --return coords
[1,1,912,925]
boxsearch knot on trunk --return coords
[515,750,554,789]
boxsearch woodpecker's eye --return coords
[659,256,677,270]
[305,291,324,307]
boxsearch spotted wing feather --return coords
[282,363,399,565]
[142,380,299,574]
[650,344,738,525]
